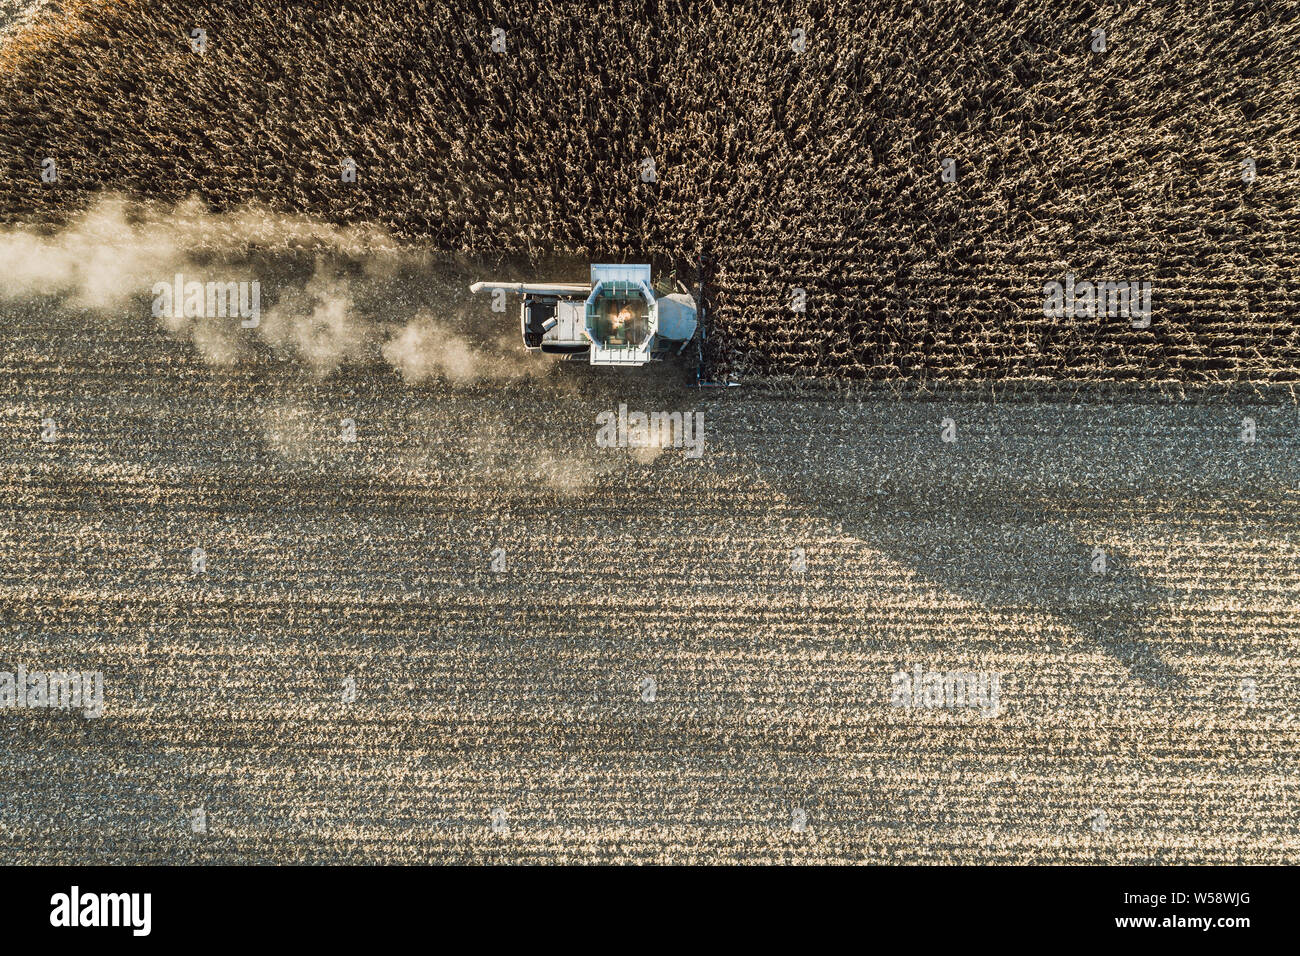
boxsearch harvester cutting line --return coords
[690,249,738,387]
[471,264,698,368]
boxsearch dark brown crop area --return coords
[1,0,1297,383]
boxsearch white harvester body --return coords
[470,264,697,367]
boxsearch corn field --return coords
[1,0,1297,381]
[1,0,1298,866]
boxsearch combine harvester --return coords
[470,264,700,368]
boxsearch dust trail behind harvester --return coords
[0,194,548,383]
[0,195,702,500]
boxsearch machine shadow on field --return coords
[705,397,1220,691]
[806,485,1182,689]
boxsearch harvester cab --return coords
[470,264,698,367]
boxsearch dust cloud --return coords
[0,194,531,384]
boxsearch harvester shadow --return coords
[728,410,1185,691]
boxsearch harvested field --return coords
[3,276,1299,863]
[0,1,1297,381]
